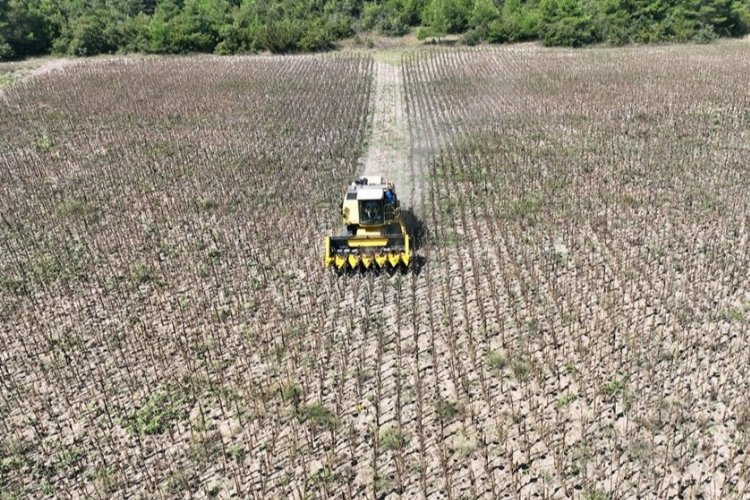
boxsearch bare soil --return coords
[361,60,414,207]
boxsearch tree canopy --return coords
[0,0,748,59]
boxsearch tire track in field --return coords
[361,59,418,209]
[327,52,448,497]
[354,55,436,496]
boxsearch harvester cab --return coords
[324,176,411,271]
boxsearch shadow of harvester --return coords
[402,208,427,275]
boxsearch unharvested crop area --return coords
[2,43,750,499]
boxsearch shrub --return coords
[0,37,12,61]
[299,18,335,51]
[462,28,483,45]
[541,14,598,47]
[258,18,303,53]
[469,0,499,31]
[1,2,52,59]
[539,0,599,47]
[362,3,399,35]
[692,24,718,43]
[119,13,152,53]
[487,0,541,43]
[68,15,112,56]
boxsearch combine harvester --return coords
[324,176,411,271]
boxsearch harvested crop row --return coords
[401,43,750,498]
[0,54,372,497]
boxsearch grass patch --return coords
[278,381,301,404]
[511,357,531,381]
[194,197,219,212]
[0,438,33,475]
[298,403,339,431]
[228,445,246,464]
[0,271,28,296]
[505,193,543,221]
[34,132,54,152]
[355,368,372,383]
[435,399,460,423]
[582,488,611,500]
[600,378,626,399]
[721,307,744,323]
[309,466,339,485]
[123,390,185,435]
[188,430,222,465]
[379,425,405,451]
[627,439,651,462]
[130,262,155,286]
[40,482,54,495]
[556,392,578,409]
[30,254,62,284]
[55,447,85,478]
[488,350,507,370]
[57,198,100,224]
[373,49,403,65]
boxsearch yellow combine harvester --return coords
[324,176,411,270]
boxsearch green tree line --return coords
[1,0,748,60]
